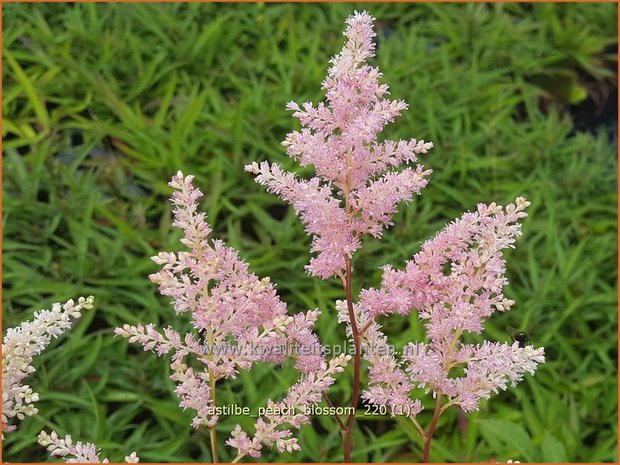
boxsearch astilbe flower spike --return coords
[246,10,433,280]
[357,197,545,460]
[38,431,139,463]
[115,172,346,460]
[246,11,434,461]
[245,12,544,461]
[2,296,94,435]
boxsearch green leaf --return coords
[5,50,50,131]
[478,419,536,462]
[541,432,568,462]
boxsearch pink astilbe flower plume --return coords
[246,11,433,279]
[360,198,545,414]
[115,172,346,457]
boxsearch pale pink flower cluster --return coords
[227,354,350,459]
[359,198,545,414]
[2,296,94,435]
[246,11,432,279]
[337,300,422,418]
[38,431,139,463]
[115,172,346,456]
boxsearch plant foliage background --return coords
[2,2,618,463]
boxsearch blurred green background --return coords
[2,2,618,463]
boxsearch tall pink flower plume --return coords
[246,11,433,279]
[115,172,346,456]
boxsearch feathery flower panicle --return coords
[115,172,345,456]
[360,198,544,414]
[246,11,433,279]
[38,431,139,463]
[2,296,94,435]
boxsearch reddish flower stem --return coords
[422,394,443,463]
[342,257,362,463]
[341,148,362,463]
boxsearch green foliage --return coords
[3,2,617,462]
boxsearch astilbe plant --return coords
[115,172,350,462]
[246,10,545,462]
[2,296,94,436]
